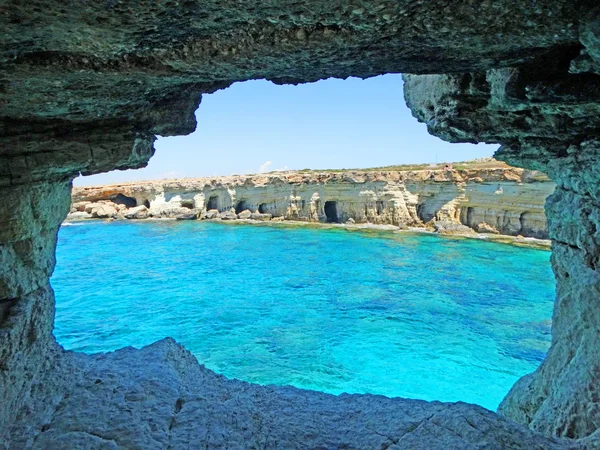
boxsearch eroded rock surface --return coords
[70,165,554,238]
[403,12,600,438]
[2,339,579,450]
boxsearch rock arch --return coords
[1,1,599,447]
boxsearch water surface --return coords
[53,221,554,410]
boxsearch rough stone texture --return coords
[90,203,117,219]
[0,1,590,189]
[70,166,554,238]
[403,10,600,439]
[2,0,600,447]
[1,339,579,450]
[236,209,252,219]
[498,146,600,440]
[0,180,71,435]
[123,205,149,220]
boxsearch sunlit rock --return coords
[70,165,554,238]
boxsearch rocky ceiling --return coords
[1,0,594,184]
[1,1,600,448]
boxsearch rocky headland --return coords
[68,162,555,241]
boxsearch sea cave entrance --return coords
[112,193,137,208]
[206,195,219,211]
[60,75,532,427]
[235,200,248,214]
[324,201,339,223]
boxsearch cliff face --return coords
[70,167,554,238]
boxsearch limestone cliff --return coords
[69,166,554,239]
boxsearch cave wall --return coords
[403,10,600,437]
[0,181,72,430]
[1,0,599,446]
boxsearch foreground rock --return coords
[403,28,600,437]
[2,339,579,450]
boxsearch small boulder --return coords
[72,201,89,212]
[84,202,100,214]
[124,205,149,220]
[175,212,199,220]
[475,222,500,234]
[433,221,476,235]
[271,216,285,222]
[91,204,118,219]
[220,211,238,220]
[237,209,252,219]
[346,218,355,224]
[202,209,220,220]
[250,212,272,221]
[66,211,92,220]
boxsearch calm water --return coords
[52,221,555,410]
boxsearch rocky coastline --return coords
[68,163,555,241]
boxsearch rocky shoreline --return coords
[68,163,555,243]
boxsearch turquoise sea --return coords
[52,221,555,411]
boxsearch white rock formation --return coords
[70,166,555,239]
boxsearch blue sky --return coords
[76,74,497,186]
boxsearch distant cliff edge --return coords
[69,162,555,239]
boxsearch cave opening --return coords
[181,199,195,209]
[466,207,475,225]
[34,70,567,445]
[143,199,151,209]
[112,193,137,208]
[206,195,219,211]
[416,202,428,222]
[324,201,339,223]
[235,200,248,214]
